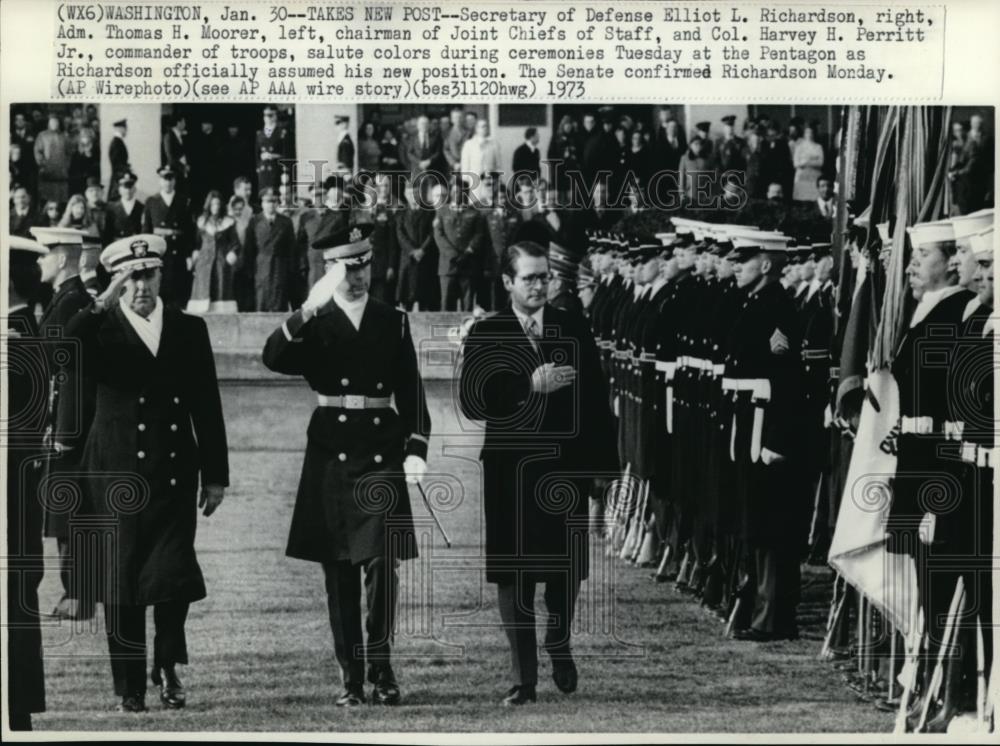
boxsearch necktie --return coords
[524,317,541,354]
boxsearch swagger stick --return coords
[414,482,452,548]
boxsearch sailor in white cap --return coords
[262,223,431,707]
[27,225,96,619]
[888,218,980,729]
[58,233,230,713]
[949,208,993,321]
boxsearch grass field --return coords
[31,382,893,733]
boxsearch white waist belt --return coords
[721,378,772,400]
[317,394,392,409]
[960,442,993,468]
[656,361,677,379]
[943,420,965,441]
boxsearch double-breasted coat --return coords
[103,199,144,243]
[191,216,242,303]
[142,193,193,306]
[458,305,619,583]
[262,299,431,564]
[255,125,290,192]
[60,303,229,606]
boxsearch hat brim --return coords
[108,257,163,274]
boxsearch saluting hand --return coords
[200,484,225,517]
[302,262,346,319]
[93,270,128,313]
[761,447,786,465]
[531,362,576,394]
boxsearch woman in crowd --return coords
[792,124,825,202]
[58,193,99,236]
[188,190,241,313]
[358,121,383,172]
[678,136,713,202]
[42,200,62,227]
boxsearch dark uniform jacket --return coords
[458,305,618,583]
[723,280,805,547]
[887,288,975,553]
[142,193,193,307]
[61,303,229,606]
[107,135,129,201]
[103,199,144,243]
[299,204,351,290]
[39,276,95,537]
[6,306,47,716]
[255,125,290,192]
[262,299,431,564]
[512,143,541,180]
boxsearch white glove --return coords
[403,455,427,484]
[761,447,786,465]
[225,250,238,267]
[302,261,346,317]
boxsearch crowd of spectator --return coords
[9,104,993,316]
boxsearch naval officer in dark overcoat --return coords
[59,233,230,713]
[262,223,432,707]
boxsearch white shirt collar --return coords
[512,304,544,333]
[650,276,668,296]
[120,197,136,212]
[332,290,368,330]
[161,191,175,207]
[119,296,163,356]
[963,295,981,321]
[909,285,964,328]
[806,278,822,301]
[8,302,28,313]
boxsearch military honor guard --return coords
[722,231,805,641]
[28,226,96,619]
[458,240,618,705]
[262,224,432,706]
[58,233,229,713]
[546,241,584,315]
[255,104,290,194]
[104,172,144,243]
[107,118,130,202]
[141,166,194,307]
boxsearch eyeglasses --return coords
[516,272,552,286]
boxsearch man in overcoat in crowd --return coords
[59,233,229,713]
[262,224,432,706]
[458,240,618,705]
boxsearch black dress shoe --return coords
[117,694,147,713]
[368,666,401,706]
[152,666,186,709]
[502,684,536,706]
[336,686,366,707]
[551,659,578,694]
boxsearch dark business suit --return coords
[512,143,541,181]
[458,304,618,685]
[403,131,443,178]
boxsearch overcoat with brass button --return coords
[59,303,229,606]
[262,298,431,565]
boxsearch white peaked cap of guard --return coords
[950,208,994,240]
[8,235,49,254]
[970,226,995,260]
[29,226,85,247]
[906,220,955,247]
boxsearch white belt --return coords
[317,394,391,409]
[655,360,677,379]
[943,421,965,441]
[713,364,725,376]
[899,415,938,435]
[960,442,993,468]
[721,378,772,400]
[724,378,772,463]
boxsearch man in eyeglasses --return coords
[458,240,618,705]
